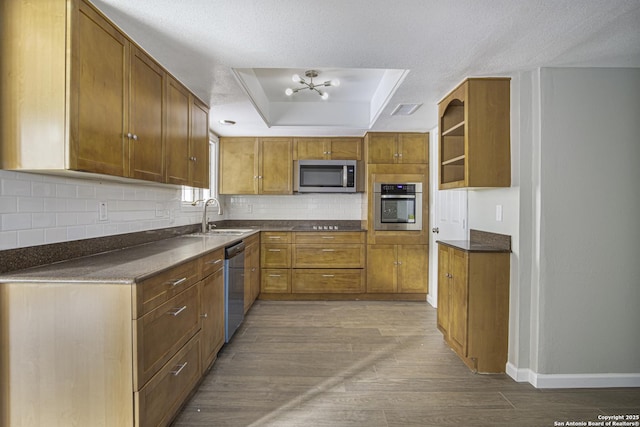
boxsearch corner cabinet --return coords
[219,137,293,194]
[1,0,209,188]
[438,78,510,189]
[436,242,510,373]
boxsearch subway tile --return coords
[17,197,44,213]
[32,213,57,228]
[17,229,45,247]
[67,226,86,241]
[2,179,31,196]
[2,213,31,231]
[43,197,67,212]
[45,227,68,244]
[31,181,56,197]
[0,197,18,213]
[0,231,18,250]
[56,183,77,198]
[56,213,78,227]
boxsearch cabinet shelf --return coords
[442,155,465,166]
[441,121,465,137]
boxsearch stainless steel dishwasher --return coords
[224,241,245,342]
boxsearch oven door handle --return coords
[380,195,416,199]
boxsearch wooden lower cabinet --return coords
[437,243,510,373]
[366,244,428,294]
[262,269,292,293]
[135,334,201,427]
[244,234,260,313]
[0,248,228,427]
[293,269,364,293]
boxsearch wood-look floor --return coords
[172,301,640,427]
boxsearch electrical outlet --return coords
[98,201,108,221]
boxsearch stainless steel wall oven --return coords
[373,182,422,231]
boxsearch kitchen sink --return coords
[186,229,254,236]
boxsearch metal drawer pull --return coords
[269,236,282,239]
[169,277,187,287]
[206,259,222,265]
[200,313,208,318]
[322,249,336,252]
[268,249,281,252]
[170,362,188,376]
[321,236,335,239]
[322,274,335,278]
[168,305,187,316]
[268,274,281,277]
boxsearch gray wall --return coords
[537,67,640,375]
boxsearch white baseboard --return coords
[426,294,436,308]
[506,362,640,388]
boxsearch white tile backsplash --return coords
[0,170,209,250]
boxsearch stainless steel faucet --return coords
[192,198,223,233]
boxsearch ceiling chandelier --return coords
[285,70,340,100]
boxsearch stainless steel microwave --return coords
[294,160,356,193]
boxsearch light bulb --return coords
[292,74,301,83]
[331,79,340,87]
[321,91,329,100]
[285,88,293,96]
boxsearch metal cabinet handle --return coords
[322,249,336,252]
[127,132,133,139]
[268,236,282,239]
[206,259,223,265]
[190,156,197,161]
[132,134,138,141]
[268,249,281,252]
[322,274,335,278]
[200,313,208,318]
[321,236,335,239]
[268,274,281,277]
[170,362,188,376]
[167,305,187,316]
[168,277,187,287]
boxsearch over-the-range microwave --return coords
[294,160,356,193]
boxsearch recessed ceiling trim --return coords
[231,68,272,128]
[369,69,410,127]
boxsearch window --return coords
[181,136,218,203]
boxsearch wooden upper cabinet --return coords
[294,137,362,160]
[71,1,129,177]
[165,78,191,186]
[129,45,165,183]
[365,133,428,164]
[219,137,292,194]
[1,0,210,187]
[438,78,511,189]
[219,137,258,194]
[259,138,293,194]
[189,98,210,189]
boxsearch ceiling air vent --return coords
[390,103,422,116]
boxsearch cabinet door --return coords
[295,138,327,159]
[200,268,224,372]
[244,240,259,313]
[165,78,190,185]
[219,137,258,194]
[330,138,361,160]
[261,269,291,293]
[366,245,397,293]
[449,248,469,356]
[366,134,397,164]
[72,2,128,176]
[398,245,428,293]
[189,98,210,188]
[398,133,428,164]
[436,245,451,336]
[129,46,165,182]
[259,137,292,194]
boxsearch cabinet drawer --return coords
[135,334,201,427]
[134,284,200,389]
[261,231,291,243]
[293,244,364,268]
[292,269,364,293]
[134,259,201,318]
[261,244,291,268]
[294,231,364,244]
[261,269,291,293]
[201,248,224,278]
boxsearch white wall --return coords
[224,193,365,220]
[0,170,213,250]
[508,67,640,388]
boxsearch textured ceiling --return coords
[91,0,640,136]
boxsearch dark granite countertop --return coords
[0,231,259,284]
[437,229,511,253]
